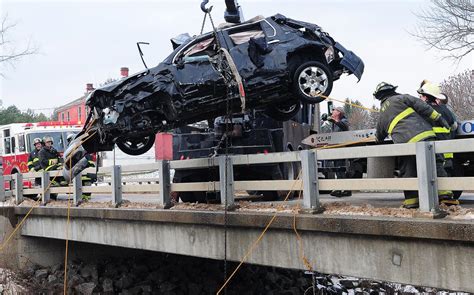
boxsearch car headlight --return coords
[325,46,335,64]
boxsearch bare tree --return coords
[1,14,38,75]
[342,99,372,130]
[440,69,473,121]
[412,0,473,61]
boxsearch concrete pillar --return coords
[367,157,395,178]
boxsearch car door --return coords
[171,34,227,118]
[222,20,288,100]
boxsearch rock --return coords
[47,274,58,284]
[51,264,62,273]
[75,282,97,295]
[67,274,84,289]
[102,278,114,293]
[80,264,98,281]
[34,269,48,280]
[115,275,134,290]
[339,278,359,288]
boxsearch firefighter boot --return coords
[439,190,459,206]
[402,198,419,209]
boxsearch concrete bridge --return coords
[0,204,473,292]
[1,138,474,292]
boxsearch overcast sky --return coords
[1,0,472,116]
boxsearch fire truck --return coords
[0,121,83,178]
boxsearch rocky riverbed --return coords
[0,253,465,294]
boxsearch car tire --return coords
[265,101,301,121]
[116,134,155,156]
[293,61,333,104]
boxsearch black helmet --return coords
[373,82,397,100]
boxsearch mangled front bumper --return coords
[62,133,93,183]
[334,42,364,81]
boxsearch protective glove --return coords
[321,113,328,121]
[438,117,450,130]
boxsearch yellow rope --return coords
[0,123,97,295]
[217,137,374,293]
[216,171,303,294]
[62,127,97,295]
[0,171,61,252]
[318,94,379,113]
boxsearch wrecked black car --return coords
[79,14,364,156]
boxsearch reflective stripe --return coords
[430,110,440,120]
[32,158,39,162]
[408,130,436,143]
[45,165,56,171]
[432,127,450,133]
[444,153,454,159]
[388,107,415,134]
[27,161,33,166]
[403,198,419,205]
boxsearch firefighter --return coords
[373,82,452,209]
[417,82,457,205]
[39,136,62,172]
[323,106,351,197]
[27,138,43,172]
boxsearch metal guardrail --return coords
[1,138,474,213]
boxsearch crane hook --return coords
[201,0,213,13]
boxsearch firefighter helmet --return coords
[417,82,443,100]
[373,82,398,100]
[43,136,53,144]
[33,138,42,145]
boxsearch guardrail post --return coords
[41,171,50,205]
[0,169,5,202]
[13,173,23,204]
[219,155,235,208]
[416,141,439,212]
[300,150,321,212]
[73,173,82,206]
[158,160,172,208]
[111,165,122,207]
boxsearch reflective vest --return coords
[376,94,440,144]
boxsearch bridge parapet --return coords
[1,138,474,213]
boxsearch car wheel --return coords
[293,61,333,104]
[116,134,155,156]
[265,101,301,121]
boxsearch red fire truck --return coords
[0,121,83,178]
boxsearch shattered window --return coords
[183,37,216,58]
[229,30,264,45]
